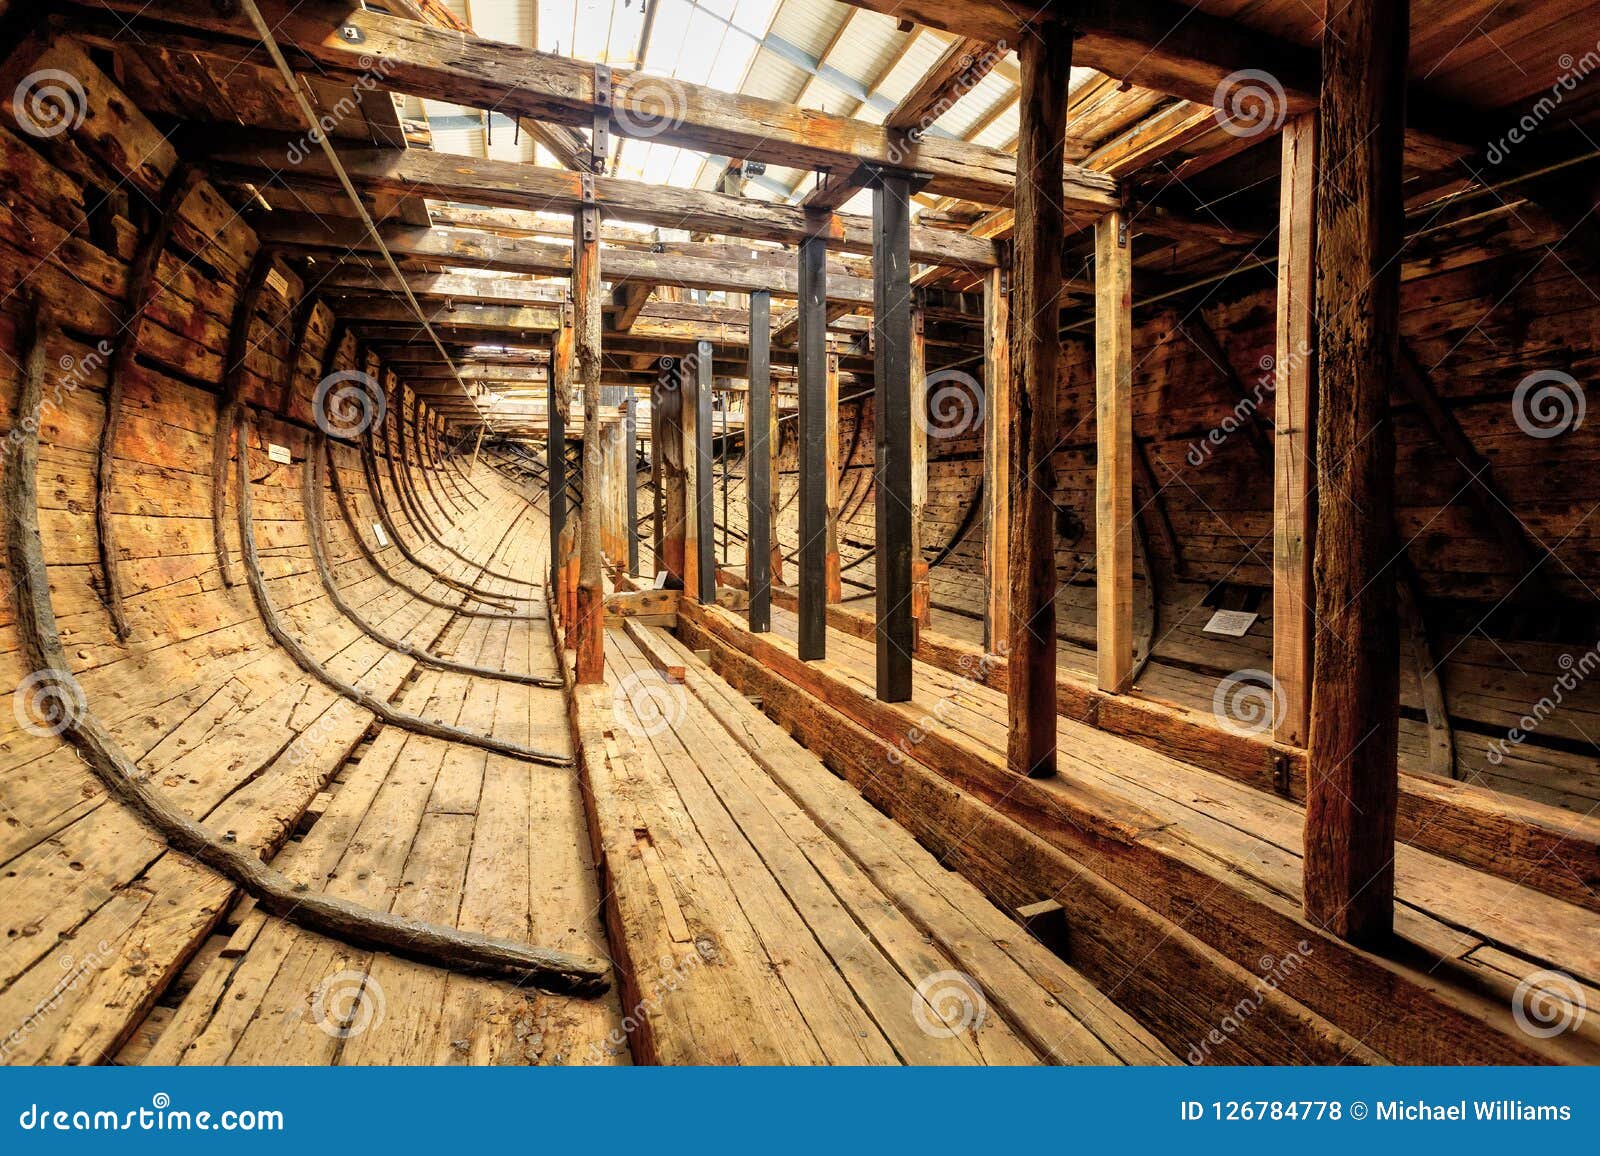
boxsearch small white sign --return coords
[373,522,390,548]
[267,442,292,465]
[1203,609,1259,637]
[654,570,670,589]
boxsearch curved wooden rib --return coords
[234,409,574,768]
[302,434,561,687]
[381,388,541,590]
[1129,520,1158,687]
[6,305,604,996]
[212,251,275,588]
[357,432,526,608]
[97,163,204,639]
[413,392,464,517]
[275,290,320,415]
[324,438,542,621]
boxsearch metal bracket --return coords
[579,172,599,243]
[1117,214,1129,249]
[1272,751,1292,797]
[591,63,612,175]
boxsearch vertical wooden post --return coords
[573,205,605,684]
[797,231,828,660]
[747,290,773,633]
[824,351,842,604]
[983,248,1011,655]
[1303,0,1407,945]
[1274,113,1319,749]
[625,395,639,575]
[682,346,701,601]
[770,373,784,589]
[547,326,569,594]
[656,357,687,587]
[1095,209,1134,694]
[693,340,717,604]
[872,167,916,704]
[910,305,931,638]
[1007,28,1071,781]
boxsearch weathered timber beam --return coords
[872,169,916,703]
[1303,0,1406,947]
[836,0,1468,152]
[205,142,1002,267]
[1094,208,1134,695]
[76,0,1101,205]
[1006,29,1071,781]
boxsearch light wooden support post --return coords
[573,204,605,684]
[1274,113,1319,748]
[796,231,828,660]
[982,247,1011,654]
[747,290,773,632]
[682,349,701,600]
[625,394,639,576]
[1006,28,1072,781]
[548,325,569,594]
[910,305,931,639]
[870,166,917,703]
[693,340,717,604]
[1094,209,1134,694]
[824,352,842,604]
[1303,0,1407,945]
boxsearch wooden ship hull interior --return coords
[1,0,1598,1067]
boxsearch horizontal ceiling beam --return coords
[211,142,1002,268]
[80,0,1122,204]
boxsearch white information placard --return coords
[1202,609,1259,637]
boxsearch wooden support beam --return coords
[747,291,773,633]
[797,233,829,661]
[982,248,1011,654]
[574,206,605,685]
[100,0,1121,205]
[656,358,687,588]
[1303,0,1407,946]
[1094,209,1134,695]
[612,282,652,332]
[873,169,917,704]
[625,396,640,576]
[909,307,931,638]
[1006,28,1071,781]
[1273,113,1319,749]
[547,325,569,594]
[681,354,702,602]
[693,341,717,606]
[824,352,842,605]
[207,145,1001,267]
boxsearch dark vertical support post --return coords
[747,290,773,633]
[625,394,639,576]
[1007,28,1071,781]
[1303,0,1407,945]
[656,357,687,587]
[796,231,828,661]
[871,167,915,704]
[693,340,716,605]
